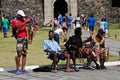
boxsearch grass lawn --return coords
[108,23,120,41]
[0,27,53,67]
[0,26,119,68]
[108,29,120,41]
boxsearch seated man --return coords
[83,29,108,69]
[43,30,74,73]
[65,27,83,71]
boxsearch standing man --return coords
[12,10,30,74]
[87,14,96,36]
[66,13,72,29]
[1,16,9,38]
[58,14,63,26]
[66,13,73,37]
[75,14,81,28]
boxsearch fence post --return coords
[119,51,120,60]
[115,34,117,39]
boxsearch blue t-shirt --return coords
[59,15,63,23]
[66,16,72,25]
[87,17,96,27]
[104,21,108,29]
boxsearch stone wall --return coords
[1,0,44,26]
[1,0,120,26]
[77,0,120,23]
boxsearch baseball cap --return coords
[98,29,105,34]
[16,10,26,17]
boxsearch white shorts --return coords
[105,29,108,33]
[76,24,81,28]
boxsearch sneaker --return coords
[74,66,79,72]
[100,66,107,69]
[22,70,29,74]
[88,66,95,70]
[16,70,21,74]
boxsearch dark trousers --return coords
[54,33,60,44]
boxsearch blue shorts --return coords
[67,24,72,29]
[3,28,8,33]
[89,26,94,31]
[59,22,62,25]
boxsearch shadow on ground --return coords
[7,63,109,74]
[32,64,94,72]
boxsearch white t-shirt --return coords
[100,21,105,31]
[75,17,81,27]
[76,17,80,21]
[54,28,63,35]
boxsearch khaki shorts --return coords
[16,37,28,54]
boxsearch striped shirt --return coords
[43,39,61,55]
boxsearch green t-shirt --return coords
[2,19,9,28]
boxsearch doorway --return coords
[54,0,68,18]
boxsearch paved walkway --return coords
[0,66,120,80]
[105,38,120,56]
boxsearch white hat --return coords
[16,10,26,17]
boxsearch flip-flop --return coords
[66,69,75,72]
[51,70,57,73]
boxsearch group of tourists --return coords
[99,18,109,37]
[0,9,109,74]
[87,14,109,37]
[44,27,108,73]
[43,12,109,73]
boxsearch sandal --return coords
[66,69,75,72]
[51,70,57,73]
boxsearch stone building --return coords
[0,0,120,26]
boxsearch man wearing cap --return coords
[12,10,30,74]
[83,29,107,69]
